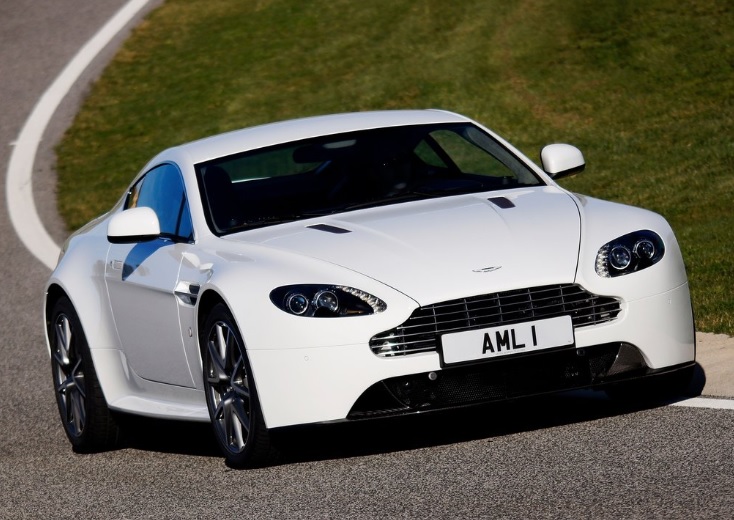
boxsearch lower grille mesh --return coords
[370,284,621,357]
[349,343,623,419]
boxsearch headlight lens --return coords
[609,245,632,270]
[595,230,665,277]
[285,293,310,315]
[270,285,387,317]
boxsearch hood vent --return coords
[489,197,515,209]
[307,223,351,234]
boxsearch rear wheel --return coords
[201,304,277,467]
[49,296,120,452]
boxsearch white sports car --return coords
[45,110,696,467]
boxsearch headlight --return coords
[270,285,387,317]
[595,230,665,278]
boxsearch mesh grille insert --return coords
[370,284,621,357]
[349,343,623,419]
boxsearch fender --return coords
[45,222,118,356]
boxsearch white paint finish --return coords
[574,283,695,369]
[107,206,160,241]
[571,194,690,303]
[6,0,151,270]
[90,348,209,421]
[540,143,585,175]
[248,341,440,428]
[228,187,581,305]
[104,239,196,387]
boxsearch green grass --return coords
[56,0,734,334]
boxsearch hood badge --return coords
[472,266,502,273]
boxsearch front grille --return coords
[370,284,621,357]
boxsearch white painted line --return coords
[5,0,151,270]
[670,397,734,410]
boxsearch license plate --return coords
[440,315,574,365]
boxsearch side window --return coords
[126,164,193,241]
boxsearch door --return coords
[105,163,198,388]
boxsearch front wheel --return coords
[201,304,277,468]
[49,296,120,452]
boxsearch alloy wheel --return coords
[205,320,252,454]
[52,313,86,438]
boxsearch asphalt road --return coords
[1,2,732,518]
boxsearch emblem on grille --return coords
[472,266,502,273]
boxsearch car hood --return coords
[228,187,581,305]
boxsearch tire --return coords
[49,297,121,452]
[201,304,277,468]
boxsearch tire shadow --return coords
[115,414,220,458]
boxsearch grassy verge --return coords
[56,0,733,334]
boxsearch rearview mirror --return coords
[107,207,161,244]
[540,144,585,179]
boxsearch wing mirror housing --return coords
[107,207,161,244]
[540,144,585,179]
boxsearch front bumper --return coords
[248,283,695,429]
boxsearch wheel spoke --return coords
[231,356,251,399]
[229,409,246,449]
[216,323,228,360]
[230,393,251,436]
[68,386,86,433]
[221,394,234,444]
[55,315,72,365]
[71,358,86,399]
[53,349,68,370]
[232,382,251,400]
[213,393,226,422]
[57,372,75,395]
[221,392,245,451]
[206,338,228,384]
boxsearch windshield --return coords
[196,123,543,235]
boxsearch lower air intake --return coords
[349,343,631,419]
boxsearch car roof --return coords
[157,109,473,166]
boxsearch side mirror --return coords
[107,207,161,244]
[540,144,585,179]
